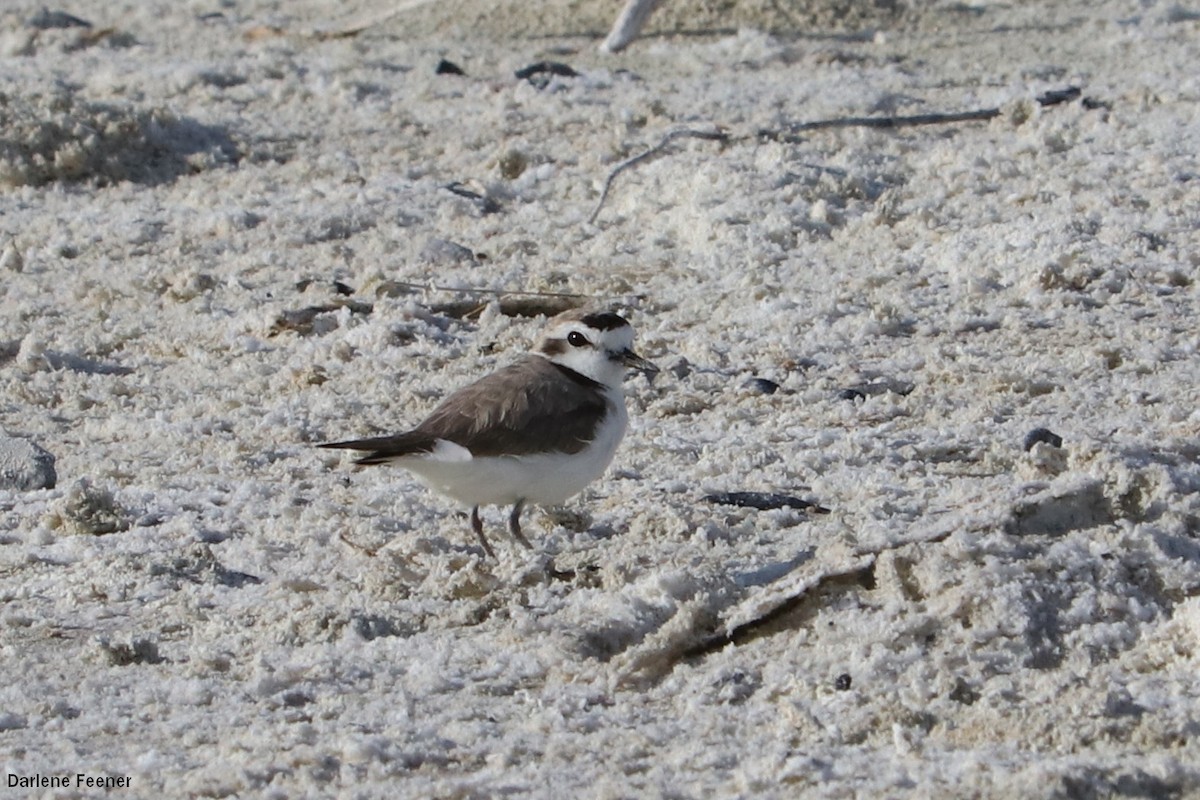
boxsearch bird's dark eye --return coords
[567,331,588,348]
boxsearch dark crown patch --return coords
[580,312,629,331]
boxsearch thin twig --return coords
[760,86,1085,142]
[770,108,999,137]
[589,128,730,225]
[587,89,1087,225]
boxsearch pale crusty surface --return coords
[1,1,1199,796]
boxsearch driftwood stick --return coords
[589,128,730,225]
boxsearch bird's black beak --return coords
[617,348,659,383]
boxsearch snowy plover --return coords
[321,309,658,557]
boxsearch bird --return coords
[320,309,658,558]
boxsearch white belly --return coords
[397,403,629,508]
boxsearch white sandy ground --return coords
[1,0,1199,796]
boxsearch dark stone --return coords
[28,8,92,29]
[443,182,501,215]
[0,436,56,491]
[744,377,780,395]
[703,492,830,514]
[514,61,579,89]
[514,61,579,80]
[1023,427,1064,450]
[839,379,915,401]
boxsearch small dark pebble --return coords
[667,357,692,380]
[281,690,314,708]
[498,149,528,180]
[444,181,484,200]
[515,61,579,89]
[514,61,579,80]
[0,436,56,491]
[834,673,852,691]
[214,566,262,588]
[1023,427,1064,451]
[838,379,914,401]
[546,563,578,582]
[332,280,354,296]
[29,8,93,29]
[744,377,780,395]
[435,59,466,76]
[444,182,501,215]
[703,492,831,514]
[949,677,980,706]
[1035,86,1081,107]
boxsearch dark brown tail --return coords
[319,432,438,465]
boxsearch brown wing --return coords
[319,356,611,463]
[416,356,610,457]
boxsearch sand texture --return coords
[2,0,1200,796]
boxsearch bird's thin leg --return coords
[508,499,533,550]
[471,506,496,559]
[601,0,663,52]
